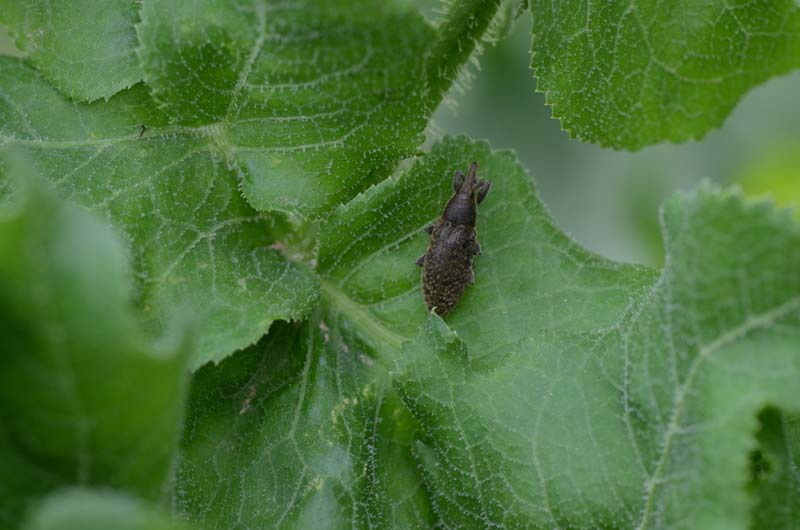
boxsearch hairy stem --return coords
[425,0,502,108]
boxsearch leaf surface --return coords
[0,57,319,368]
[0,0,143,101]
[137,0,435,217]
[0,0,501,367]
[177,136,800,529]
[176,319,435,529]
[393,170,800,528]
[0,181,188,527]
[175,136,653,529]
[529,0,800,149]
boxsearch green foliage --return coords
[0,58,319,368]
[0,180,188,527]
[176,137,800,529]
[395,181,800,529]
[137,0,434,217]
[0,0,142,101]
[528,0,800,149]
[1,1,800,529]
[22,489,184,530]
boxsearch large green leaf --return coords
[529,0,800,149]
[392,168,800,527]
[0,57,319,368]
[0,181,188,528]
[0,0,143,101]
[176,319,434,529]
[136,0,435,217]
[317,136,655,364]
[176,136,800,529]
[22,489,186,530]
[173,136,649,527]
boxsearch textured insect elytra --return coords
[417,161,491,316]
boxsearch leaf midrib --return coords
[320,279,406,356]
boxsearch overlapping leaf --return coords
[0,0,143,101]
[393,162,800,528]
[137,0,435,217]
[0,182,188,528]
[529,0,800,149]
[0,58,319,368]
[0,0,509,367]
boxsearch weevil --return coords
[416,161,491,316]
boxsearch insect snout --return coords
[453,162,491,204]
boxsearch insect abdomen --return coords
[421,222,477,316]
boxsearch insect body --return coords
[417,162,491,316]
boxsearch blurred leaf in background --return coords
[0,24,21,57]
[0,173,189,528]
[738,142,800,217]
[21,489,185,530]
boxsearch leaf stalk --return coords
[425,0,502,108]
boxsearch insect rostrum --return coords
[417,162,491,316]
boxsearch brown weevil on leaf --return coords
[417,161,491,316]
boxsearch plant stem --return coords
[425,0,502,109]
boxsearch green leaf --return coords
[529,0,800,149]
[0,0,505,367]
[0,57,320,368]
[174,136,654,528]
[317,136,655,365]
[136,0,435,217]
[177,136,800,529]
[393,179,800,527]
[176,319,435,529]
[0,180,188,527]
[749,409,800,530]
[22,489,186,530]
[0,0,143,101]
